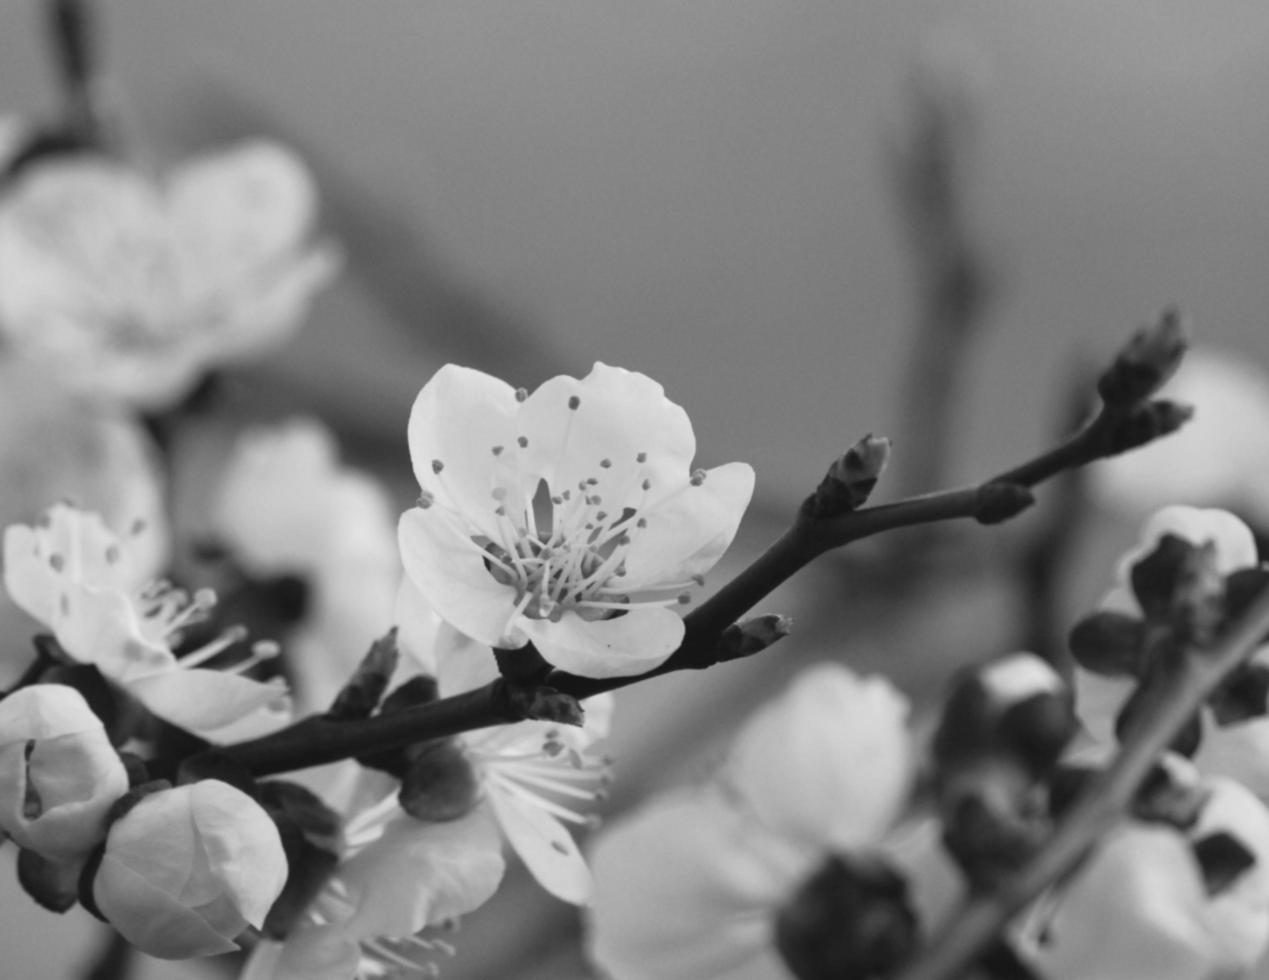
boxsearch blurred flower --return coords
[0,683,128,861]
[587,663,913,980]
[1073,507,1269,795]
[0,359,167,685]
[1019,773,1269,980]
[93,779,288,959]
[242,771,505,980]
[0,141,339,409]
[397,578,614,905]
[212,418,400,714]
[1091,349,1269,525]
[399,362,755,679]
[3,504,290,741]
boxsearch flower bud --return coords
[92,780,287,959]
[802,435,891,520]
[1097,308,1189,408]
[0,684,127,860]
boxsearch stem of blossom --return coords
[892,584,1269,980]
[213,396,1190,775]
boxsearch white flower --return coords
[242,773,505,980]
[0,684,128,861]
[2,504,291,741]
[399,362,755,679]
[212,418,400,715]
[93,780,288,959]
[397,577,614,905]
[0,141,340,409]
[1091,349,1269,525]
[1020,774,1269,980]
[587,663,914,980]
[1073,507,1269,797]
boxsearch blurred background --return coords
[2,1,1268,977]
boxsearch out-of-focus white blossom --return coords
[212,418,400,714]
[397,578,614,905]
[93,779,288,959]
[3,505,290,741]
[1020,774,1269,980]
[1092,349,1269,525]
[399,362,754,679]
[1073,507,1269,797]
[0,141,339,409]
[587,663,913,980]
[0,684,128,861]
[242,771,505,980]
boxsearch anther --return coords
[418,490,434,509]
[568,395,581,410]
[690,469,706,486]
[600,458,612,469]
[432,459,445,474]
[636,452,647,463]
[641,479,652,491]
[515,387,528,402]
[49,553,65,572]
[517,435,529,448]
[492,445,504,456]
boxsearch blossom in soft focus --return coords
[0,141,340,409]
[1021,773,1269,980]
[1072,506,1269,796]
[0,358,167,685]
[2,504,291,741]
[587,663,913,980]
[93,779,288,959]
[399,362,755,679]
[397,577,614,905]
[211,418,400,714]
[0,684,128,861]
[1091,349,1269,525]
[242,772,506,980]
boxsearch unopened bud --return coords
[802,435,891,521]
[327,629,400,721]
[1105,399,1194,456]
[1097,308,1190,408]
[1068,610,1146,678]
[774,853,917,980]
[398,739,481,823]
[0,685,128,861]
[974,482,1034,525]
[1129,533,1225,643]
[90,780,287,959]
[717,614,793,662]
[507,685,585,727]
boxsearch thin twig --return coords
[893,585,1269,980]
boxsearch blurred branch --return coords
[888,44,992,504]
[894,583,1269,980]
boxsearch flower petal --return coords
[620,462,755,591]
[124,668,289,742]
[724,663,913,851]
[523,607,684,679]
[487,783,592,905]
[407,364,519,541]
[240,933,361,980]
[398,508,521,649]
[587,788,809,980]
[339,806,505,938]
[516,364,696,507]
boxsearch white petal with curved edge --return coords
[407,364,519,541]
[488,783,592,905]
[124,668,288,740]
[240,933,362,980]
[434,620,501,698]
[340,806,506,938]
[725,663,913,851]
[519,364,696,507]
[587,788,807,980]
[95,858,240,958]
[620,462,755,591]
[524,606,684,679]
[399,508,520,648]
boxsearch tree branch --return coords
[893,584,1269,980]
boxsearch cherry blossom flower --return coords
[211,418,400,714]
[93,780,288,959]
[396,577,614,905]
[1072,506,1269,797]
[399,362,755,679]
[1017,769,1269,980]
[0,141,339,409]
[586,662,913,980]
[2,504,290,741]
[241,769,505,980]
[0,684,128,861]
